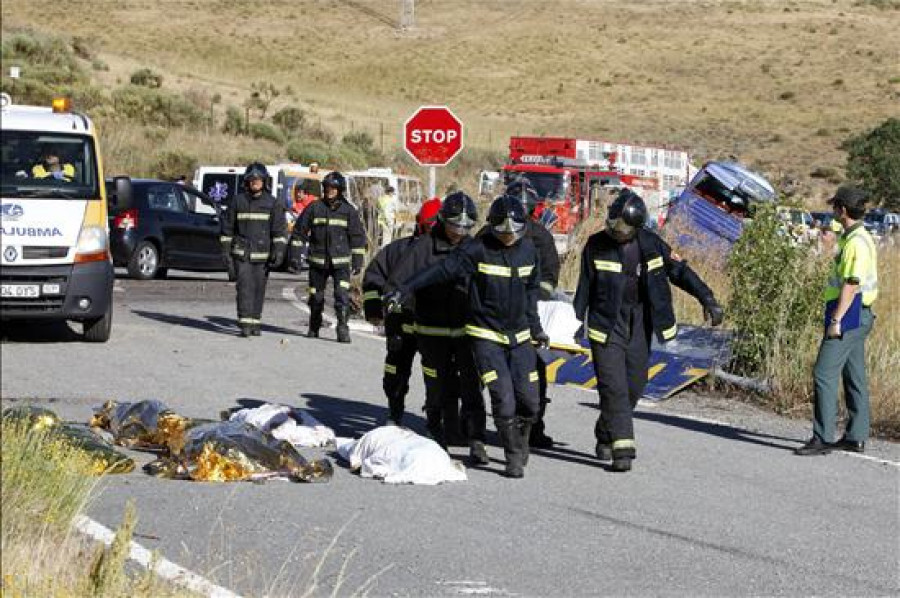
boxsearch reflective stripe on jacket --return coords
[573,228,714,345]
[291,198,366,270]
[220,191,286,263]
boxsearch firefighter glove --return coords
[383,290,405,315]
[703,300,725,327]
[269,245,285,268]
[533,330,550,349]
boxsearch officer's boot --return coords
[495,417,525,478]
[518,417,534,466]
[307,304,323,338]
[336,307,351,343]
[425,409,446,450]
[466,411,489,466]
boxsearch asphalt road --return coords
[2,270,898,597]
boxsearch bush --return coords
[222,105,245,135]
[248,122,285,144]
[272,106,305,135]
[150,150,198,181]
[1,31,82,71]
[842,118,900,210]
[286,139,331,165]
[301,121,336,144]
[110,86,206,128]
[129,67,163,88]
[726,205,828,402]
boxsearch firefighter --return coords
[220,162,287,337]
[505,179,561,448]
[289,171,366,342]
[388,194,549,478]
[363,198,442,425]
[573,189,724,472]
[384,192,484,458]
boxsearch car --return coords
[864,208,900,238]
[106,178,228,280]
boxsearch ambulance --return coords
[0,93,118,342]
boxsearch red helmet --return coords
[416,197,442,234]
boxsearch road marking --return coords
[439,580,513,595]
[73,515,242,598]
[281,287,384,341]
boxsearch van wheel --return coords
[83,306,113,343]
[128,241,159,280]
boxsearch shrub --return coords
[726,204,828,402]
[129,67,163,88]
[272,106,305,135]
[301,121,336,144]
[286,139,331,165]
[150,150,197,181]
[110,86,206,128]
[248,122,285,144]
[222,105,245,135]
[842,117,900,210]
[71,36,95,60]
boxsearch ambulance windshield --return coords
[1,131,99,199]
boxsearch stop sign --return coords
[403,105,464,166]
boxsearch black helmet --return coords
[506,178,540,216]
[243,162,270,189]
[606,188,647,242]
[488,194,527,241]
[439,191,478,234]
[322,171,346,194]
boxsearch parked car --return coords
[864,208,900,239]
[106,178,228,280]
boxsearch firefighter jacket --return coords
[362,234,417,334]
[573,228,715,345]
[220,190,287,263]
[478,220,559,300]
[386,225,471,337]
[290,198,366,271]
[400,232,543,347]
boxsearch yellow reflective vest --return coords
[824,222,878,306]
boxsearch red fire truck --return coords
[501,137,661,248]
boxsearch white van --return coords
[1,93,117,341]
[345,168,424,240]
[192,163,306,210]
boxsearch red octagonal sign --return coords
[404,105,464,166]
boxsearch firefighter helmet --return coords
[243,162,270,190]
[322,171,347,193]
[506,178,540,216]
[488,194,527,243]
[439,191,477,234]
[606,188,647,242]
[416,197,442,234]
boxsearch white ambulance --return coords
[0,93,117,342]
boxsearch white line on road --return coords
[73,515,242,598]
[281,287,384,341]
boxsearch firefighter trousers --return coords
[417,335,485,442]
[308,265,351,311]
[235,260,269,326]
[589,306,650,459]
[471,339,539,421]
[383,320,418,423]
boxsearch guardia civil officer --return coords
[389,194,548,478]
[795,186,878,456]
[289,172,366,342]
[505,179,561,448]
[385,192,485,460]
[362,198,442,425]
[220,162,287,337]
[573,189,724,472]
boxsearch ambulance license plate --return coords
[1,284,40,298]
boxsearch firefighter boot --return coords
[466,411,489,466]
[239,323,253,338]
[307,304,323,338]
[443,400,466,447]
[529,397,554,448]
[611,442,635,473]
[518,417,534,466]
[425,409,446,450]
[386,395,404,426]
[336,307,351,344]
[495,417,525,478]
[251,323,261,336]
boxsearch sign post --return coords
[403,105,464,198]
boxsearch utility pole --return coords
[400,0,414,30]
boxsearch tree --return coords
[842,118,900,210]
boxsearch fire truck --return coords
[501,136,665,251]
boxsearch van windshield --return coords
[0,131,99,199]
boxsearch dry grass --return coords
[868,243,899,437]
[2,0,899,199]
